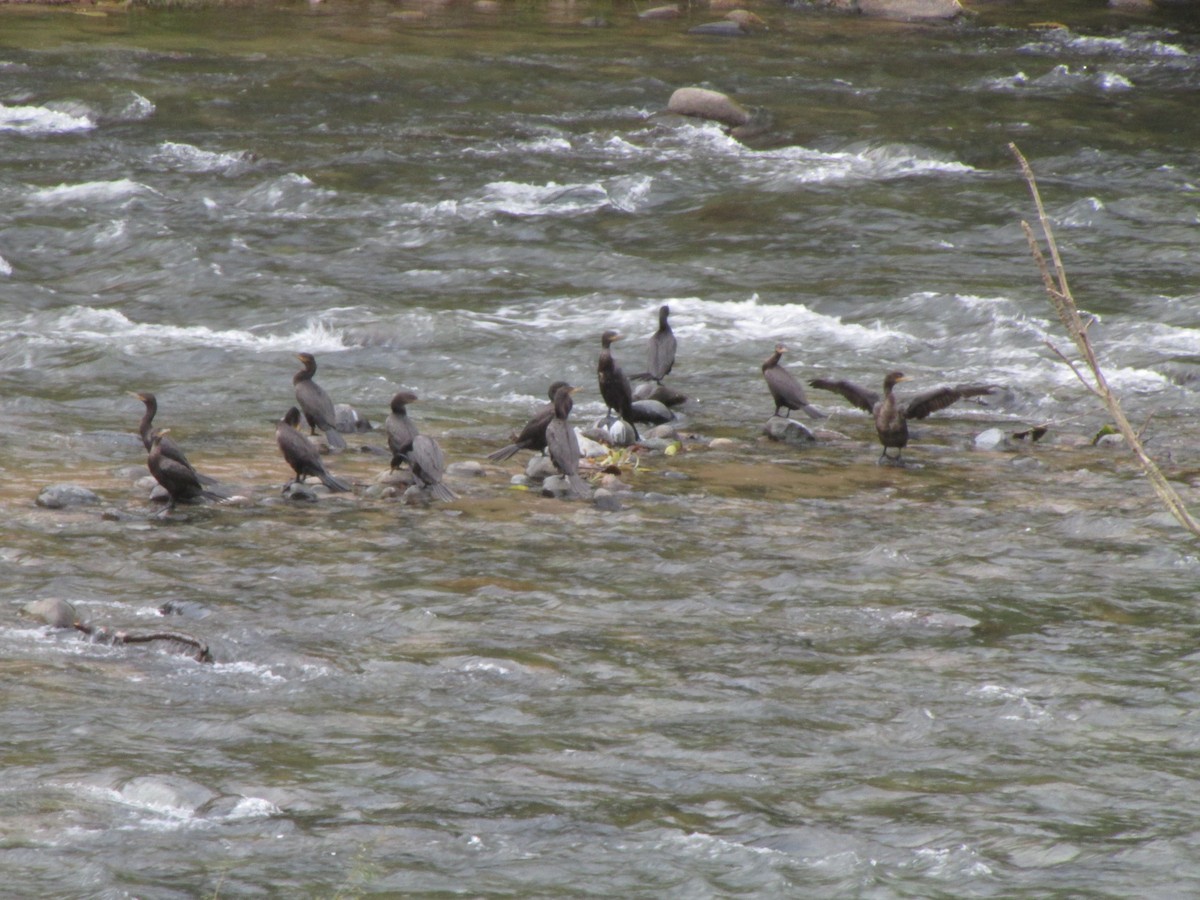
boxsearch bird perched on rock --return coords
[130,391,219,486]
[486,381,569,462]
[147,429,224,512]
[385,390,421,470]
[598,329,639,441]
[276,406,351,492]
[292,352,346,451]
[545,384,589,499]
[762,344,825,420]
[631,305,676,385]
[808,370,999,463]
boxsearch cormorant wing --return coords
[808,378,880,413]
[903,384,998,420]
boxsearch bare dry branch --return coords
[1012,143,1200,539]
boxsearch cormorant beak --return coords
[568,386,581,394]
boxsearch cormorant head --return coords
[883,371,908,391]
[601,330,622,348]
[390,391,419,413]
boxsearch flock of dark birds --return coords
[128,304,999,513]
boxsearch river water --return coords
[3,1,1200,896]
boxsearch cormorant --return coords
[545,384,589,499]
[293,352,347,451]
[632,305,676,384]
[385,390,420,470]
[130,391,218,486]
[147,429,223,512]
[276,406,352,492]
[408,434,456,502]
[597,330,640,441]
[762,344,825,420]
[808,370,998,463]
[486,381,569,462]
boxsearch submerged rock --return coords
[593,488,623,512]
[640,4,681,19]
[36,484,100,509]
[666,86,751,128]
[282,482,319,503]
[22,598,79,629]
[689,20,750,36]
[763,416,816,444]
[828,0,965,20]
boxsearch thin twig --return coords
[1012,143,1200,539]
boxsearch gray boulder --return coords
[667,87,751,128]
[36,484,100,509]
[334,404,373,434]
[630,399,674,425]
[830,0,964,21]
[23,598,79,628]
[764,416,816,444]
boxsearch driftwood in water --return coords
[1011,143,1200,540]
[73,621,213,664]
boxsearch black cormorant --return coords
[809,370,998,462]
[131,391,219,486]
[545,384,589,499]
[293,353,347,451]
[385,390,420,470]
[409,434,455,502]
[276,406,352,491]
[632,305,676,384]
[597,330,640,441]
[486,381,569,462]
[762,344,825,420]
[147,429,223,512]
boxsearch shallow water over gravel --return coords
[3,2,1200,896]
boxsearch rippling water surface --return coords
[3,2,1200,896]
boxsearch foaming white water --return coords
[642,121,974,185]
[153,140,258,175]
[1020,29,1188,59]
[13,307,352,355]
[28,179,157,206]
[117,92,156,122]
[0,102,95,135]
[0,254,11,277]
[488,294,911,353]
[475,175,652,217]
[984,67,1134,93]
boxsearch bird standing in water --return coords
[147,430,224,512]
[809,370,998,463]
[130,391,219,486]
[486,381,570,463]
[633,305,676,385]
[385,390,420,470]
[276,406,352,492]
[408,434,456,502]
[597,330,639,441]
[292,352,346,451]
[545,384,589,499]
[762,344,825,420]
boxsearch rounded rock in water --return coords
[36,484,100,509]
[763,417,815,445]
